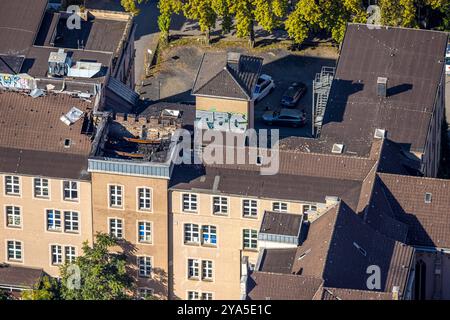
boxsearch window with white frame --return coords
[5,176,20,196]
[202,260,213,281]
[47,209,62,231]
[184,224,200,244]
[64,211,79,233]
[34,178,49,198]
[187,259,200,279]
[243,229,258,250]
[50,245,63,265]
[137,288,154,300]
[272,202,288,213]
[212,196,228,215]
[65,246,76,263]
[182,193,197,212]
[242,199,258,218]
[201,292,213,300]
[109,185,123,208]
[138,221,152,243]
[201,225,217,246]
[302,204,317,214]
[109,218,123,239]
[138,256,152,277]
[187,291,200,300]
[63,181,78,201]
[7,240,22,261]
[6,206,21,228]
[138,188,152,211]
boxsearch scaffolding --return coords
[312,66,335,137]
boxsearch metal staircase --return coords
[312,66,335,137]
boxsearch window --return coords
[138,188,152,211]
[137,288,154,300]
[182,193,197,212]
[202,260,213,281]
[242,199,258,218]
[272,202,288,213]
[34,178,49,198]
[138,221,152,243]
[201,225,217,246]
[63,181,78,201]
[64,211,79,233]
[109,185,123,208]
[65,246,76,263]
[47,210,62,231]
[187,291,200,300]
[243,229,258,250]
[184,224,200,244]
[212,196,228,215]
[425,193,432,204]
[138,256,152,277]
[109,218,123,239]
[6,206,21,228]
[7,240,22,261]
[51,245,63,265]
[187,259,200,279]
[5,176,20,196]
[201,292,213,300]
[302,204,317,214]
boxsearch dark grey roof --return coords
[192,52,263,100]
[247,272,323,300]
[0,0,48,55]
[0,264,44,289]
[260,211,303,237]
[320,287,393,300]
[319,24,448,156]
[258,248,296,274]
[0,55,25,74]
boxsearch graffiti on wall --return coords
[0,73,35,90]
[196,110,248,133]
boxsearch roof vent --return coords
[377,77,388,97]
[374,128,386,139]
[227,52,241,64]
[425,192,432,204]
[48,49,71,77]
[331,143,344,154]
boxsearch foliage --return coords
[212,0,233,33]
[0,290,11,300]
[21,276,60,300]
[59,233,133,300]
[158,0,183,43]
[121,0,146,15]
[183,0,218,43]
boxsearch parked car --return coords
[262,108,306,127]
[253,74,275,102]
[446,43,450,75]
[281,82,307,107]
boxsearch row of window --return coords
[109,185,152,211]
[187,259,213,281]
[6,240,153,278]
[184,224,258,250]
[5,206,80,234]
[109,218,153,243]
[182,194,318,217]
[187,291,213,300]
[6,240,76,265]
[4,176,79,201]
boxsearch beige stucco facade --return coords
[0,174,93,277]
[90,172,170,299]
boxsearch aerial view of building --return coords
[0,0,450,306]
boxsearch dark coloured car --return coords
[262,109,306,127]
[281,82,307,107]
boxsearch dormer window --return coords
[425,193,432,204]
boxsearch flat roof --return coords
[260,211,303,237]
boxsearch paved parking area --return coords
[141,45,337,138]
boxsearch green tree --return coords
[0,290,11,300]
[183,0,218,44]
[212,0,233,34]
[379,0,417,27]
[121,0,146,15]
[21,276,60,300]
[59,233,133,300]
[158,0,183,44]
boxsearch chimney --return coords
[377,77,388,97]
[392,286,400,300]
[227,52,241,70]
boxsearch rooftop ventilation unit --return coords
[331,143,344,154]
[377,77,388,97]
[68,61,102,78]
[374,128,386,139]
[227,52,241,64]
[60,107,84,126]
[48,49,71,77]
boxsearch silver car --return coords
[262,108,306,127]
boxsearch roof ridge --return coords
[379,172,450,184]
[223,64,251,99]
